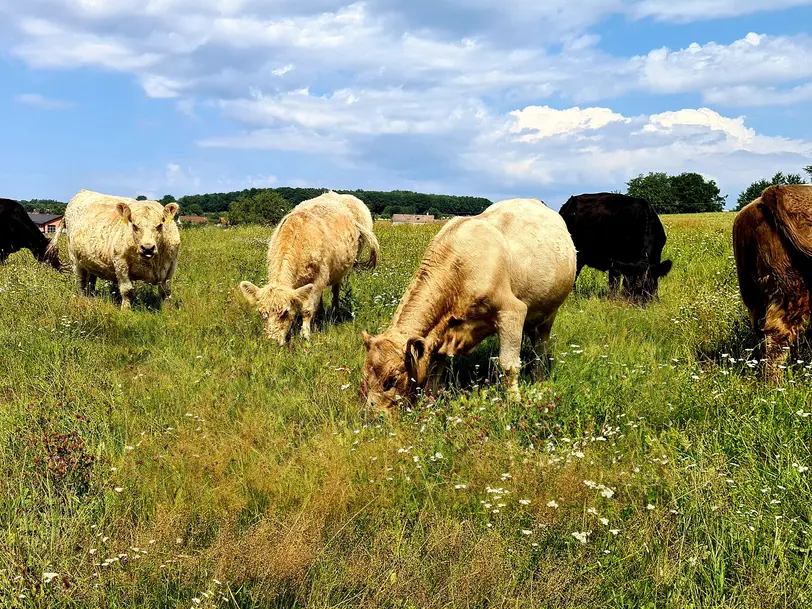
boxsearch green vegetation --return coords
[1,214,811,608]
[228,190,292,226]
[736,172,808,211]
[626,172,726,214]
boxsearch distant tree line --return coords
[174,187,493,219]
[18,199,67,214]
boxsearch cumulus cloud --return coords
[463,106,811,195]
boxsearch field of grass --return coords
[1,212,811,608]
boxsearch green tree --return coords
[804,166,812,179]
[626,172,676,214]
[670,172,726,213]
[136,195,148,201]
[182,203,203,216]
[228,190,292,225]
[627,172,725,214]
[735,172,807,210]
[160,194,176,205]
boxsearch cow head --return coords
[116,201,179,261]
[239,281,315,344]
[361,330,429,412]
[613,259,673,302]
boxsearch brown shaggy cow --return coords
[733,184,812,378]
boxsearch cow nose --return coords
[140,245,156,258]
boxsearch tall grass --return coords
[0,212,810,608]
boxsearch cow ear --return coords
[163,203,180,220]
[656,260,673,277]
[404,337,427,383]
[361,330,373,349]
[239,281,260,305]
[116,202,132,223]
[294,283,315,304]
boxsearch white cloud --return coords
[509,106,630,141]
[463,106,812,195]
[14,92,73,109]
[2,0,812,202]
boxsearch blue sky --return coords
[1,0,811,210]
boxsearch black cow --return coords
[559,192,672,302]
[0,198,61,269]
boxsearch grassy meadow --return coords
[1,212,811,608]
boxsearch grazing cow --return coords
[46,190,180,309]
[733,184,812,379]
[239,191,380,344]
[361,198,576,413]
[559,193,672,302]
[0,198,61,269]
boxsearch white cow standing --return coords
[47,190,181,310]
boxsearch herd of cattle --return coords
[2,184,812,411]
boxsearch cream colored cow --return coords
[239,192,379,344]
[47,189,180,309]
[362,198,576,412]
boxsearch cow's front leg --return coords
[114,262,134,310]
[300,290,323,340]
[497,299,528,401]
[159,279,172,303]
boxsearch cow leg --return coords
[300,290,323,340]
[159,258,178,307]
[497,298,528,401]
[114,262,134,311]
[75,264,93,297]
[86,274,97,297]
[529,315,556,383]
[608,268,621,297]
[763,299,808,381]
[425,356,447,398]
[331,282,341,318]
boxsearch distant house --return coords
[392,214,435,226]
[179,215,208,224]
[28,213,63,234]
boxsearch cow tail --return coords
[761,185,812,259]
[354,222,380,270]
[44,217,64,264]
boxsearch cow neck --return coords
[266,220,301,288]
[389,246,458,350]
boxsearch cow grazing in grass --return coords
[733,184,812,379]
[0,199,61,269]
[361,198,576,413]
[46,190,180,310]
[239,191,380,344]
[559,192,672,302]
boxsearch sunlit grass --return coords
[0,213,810,608]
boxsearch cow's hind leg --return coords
[497,297,528,401]
[528,314,556,383]
[763,297,809,381]
[75,264,93,297]
[608,267,621,297]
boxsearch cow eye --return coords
[156,223,163,230]
[132,224,140,232]
[280,310,289,320]
[382,377,396,391]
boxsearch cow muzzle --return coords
[140,245,157,259]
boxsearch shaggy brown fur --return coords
[733,184,812,378]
